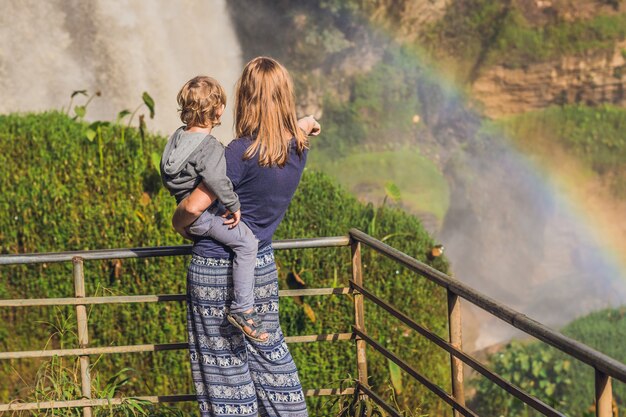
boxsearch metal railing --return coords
[1,229,625,417]
[349,228,626,417]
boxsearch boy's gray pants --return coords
[187,207,258,314]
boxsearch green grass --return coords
[308,148,450,224]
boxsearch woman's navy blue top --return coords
[192,136,308,258]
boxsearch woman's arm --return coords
[172,183,217,239]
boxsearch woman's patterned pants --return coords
[186,246,309,417]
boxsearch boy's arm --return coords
[196,139,241,214]
[172,183,216,239]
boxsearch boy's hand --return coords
[222,209,241,228]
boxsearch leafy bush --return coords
[470,341,572,416]
[0,112,450,416]
[471,308,626,416]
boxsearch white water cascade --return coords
[0,0,242,139]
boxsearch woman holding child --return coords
[171,57,318,417]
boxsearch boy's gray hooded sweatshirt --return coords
[160,127,240,213]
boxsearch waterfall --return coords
[0,0,242,139]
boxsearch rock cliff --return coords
[473,40,626,117]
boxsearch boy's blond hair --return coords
[235,57,308,167]
[177,76,226,128]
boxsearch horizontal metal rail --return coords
[0,333,356,360]
[0,236,351,265]
[349,228,626,384]
[0,287,353,308]
[0,235,359,415]
[351,281,565,417]
[353,327,478,417]
[0,388,356,412]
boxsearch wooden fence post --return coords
[448,290,465,416]
[595,369,613,417]
[73,257,92,417]
[351,240,369,390]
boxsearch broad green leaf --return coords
[142,92,155,118]
[384,181,401,202]
[85,128,96,142]
[74,105,86,119]
[151,152,161,173]
[388,359,403,395]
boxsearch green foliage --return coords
[472,308,626,416]
[277,170,450,415]
[470,341,572,416]
[421,0,510,71]
[494,104,626,197]
[557,308,626,416]
[388,360,403,396]
[66,90,101,121]
[331,385,387,417]
[492,12,626,67]
[0,112,449,416]
[141,92,155,120]
[317,46,422,155]
[10,309,182,416]
[423,0,626,74]
[327,379,428,417]
[19,356,183,417]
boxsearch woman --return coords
[172,57,319,417]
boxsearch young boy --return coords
[161,76,267,342]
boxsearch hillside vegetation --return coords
[0,112,450,416]
[472,308,626,416]
[422,0,626,78]
[493,104,626,197]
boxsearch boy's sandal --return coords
[227,311,269,342]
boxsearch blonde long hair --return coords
[234,57,308,167]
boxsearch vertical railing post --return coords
[351,240,369,389]
[595,369,613,417]
[73,257,92,417]
[447,289,465,416]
